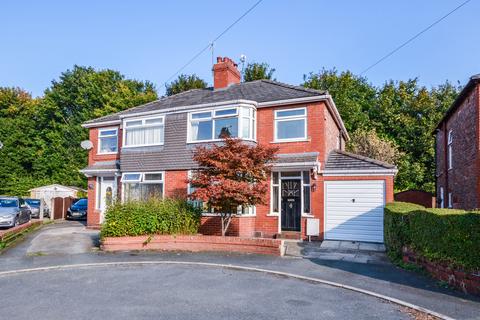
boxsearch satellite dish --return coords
[239,54,246,64]
[80,140,94,150]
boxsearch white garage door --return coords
[325,180,385,243]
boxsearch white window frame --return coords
[269,170,312,217]
[439,187,444,208]
[448,192,453,209]
[121,171,165,201]
[187,106,256,143]
[447,130,453,170]
[122,115,165,148]
[97,127,118,155]
[274,107,308,142]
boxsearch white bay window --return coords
[124,116,164,147]
[189,106,255,142]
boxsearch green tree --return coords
[303,69,376,133]
[243,62,276,82]
[165,74,207,96]
[347,129,403,166]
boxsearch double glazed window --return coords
[447,130,453,170]
[124,117,164,147]
[189,107,255,142]
[98,128,118,154]
[274,108,307,141]
[122,172,164,202]
[271,171,311,215]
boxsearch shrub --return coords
[384,202,480,270]
[100,198,202,238]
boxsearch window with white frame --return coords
[439,187,444,208]
[124,116,164,147]
[447,130,453,170]
[274,108,307,141]
[122,172,164,201]
[189,106,255,142]
[98,128,118,154]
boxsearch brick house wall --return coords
[436,85,480,209]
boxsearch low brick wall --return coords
[101,235,283,256]
[200,216,256,237]
[0,220,43,241]
[403,247,480,296]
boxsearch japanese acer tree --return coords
[189,137,278,236]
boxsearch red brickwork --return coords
[436,84,480,209]
[200,216,256,238]
[213,57,241,89]
[394,190,436,208]
[101,235,283,256]
[403,247,480,296]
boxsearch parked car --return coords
[25,198,41,219]
[66,198,87,220]
[0,197,31,228]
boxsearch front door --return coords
[281,179,301,231]
[98,177,115,223]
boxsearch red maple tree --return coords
[189,137,278,236]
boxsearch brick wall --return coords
[164,170,188,199]
[403,247,480,296]
[436,87,479,209]
[394,190,435,208]
[200,216,256,238]
[324,104,342,158]
[88,126,122,164]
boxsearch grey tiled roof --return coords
[81,160,119,171]
[84,80,326,125]
[273,152,319,164]
[325,150,396,171]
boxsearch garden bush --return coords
[384,202,480,270]
[100,198,202,238]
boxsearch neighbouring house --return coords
[81,56,397,242]
[435,74,480,210]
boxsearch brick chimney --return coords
[213,56,241,89]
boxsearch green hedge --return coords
[385,202,480,270]
[100,198,202,238]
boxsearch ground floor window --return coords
[122,172,164,202]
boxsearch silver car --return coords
[25,198,41,219]
[0,197,31,228]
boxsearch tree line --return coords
[0,62,459,196]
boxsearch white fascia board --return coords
[82,120,121,128]
[119,99,258,119]
[272,162,321,172]
[322,169,398,176]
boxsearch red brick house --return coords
[81,56,397,242]
[435,74,480,209]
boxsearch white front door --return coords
[325,180,385,243]
[98,177,115,223]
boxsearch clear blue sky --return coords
[1,0,479,97]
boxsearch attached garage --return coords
[325,180,385,243]
[323,151,398,243]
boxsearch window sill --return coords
[270,138,310,144]
[122,144,164,149]
[187,138,257,144]
[97,152,118,155]
[302,214,315,218]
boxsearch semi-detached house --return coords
[81,56,397,242]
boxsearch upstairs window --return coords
[98,128,118,154]
[189,107,255,142]
[274,108,307,141]
[447,130,453,170]
[124,117,164,147]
